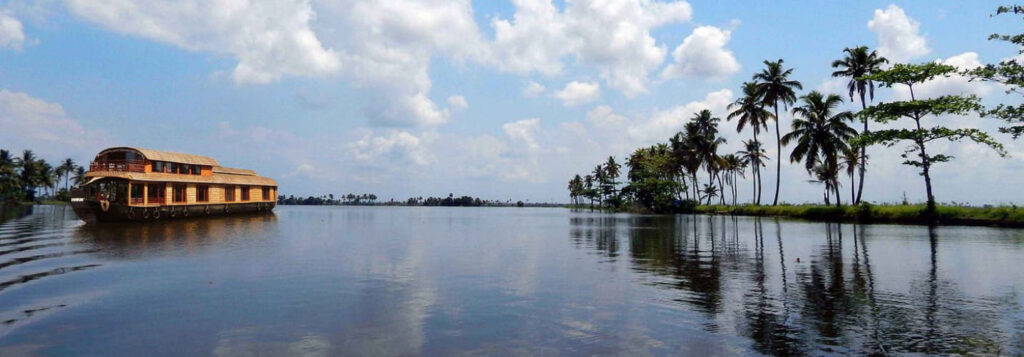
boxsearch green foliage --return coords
[860,62,957,87]
[693,203,1024,227]
[965,5,1024,138]
[857,127,1006,158]
[857,95,983,123]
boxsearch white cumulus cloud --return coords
[0,89,111,159]
[554,81,600,107]
[661,25,740,81]
[868,4,929,63]
[447,95,468,112]
[521,81,546,98]
[490,0,692,97]
[65,0,341,84]
[0,11,25,50]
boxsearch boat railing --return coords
[130,197,145,204]
[89,160,146,173]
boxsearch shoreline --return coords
[568,203,1024,228]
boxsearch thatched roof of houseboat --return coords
[99,147,220,166]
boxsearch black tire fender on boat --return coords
[127,207,135,219]
[142,208,150,219]
[204,205,211,215]
[182,207,189,217]
[169,208,177,218]
[153,209,161,220]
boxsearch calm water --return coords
[0,205,1022,356]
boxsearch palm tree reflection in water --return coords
[567,214,1015,355]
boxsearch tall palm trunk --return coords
[772,104,782,206]
[834,181,842,207]
[754,131,762,205]
[856,93,868,204]
[751,166,757,204]
[850,171,855,204]
[716,171,725,205]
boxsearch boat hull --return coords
[70,193,275,224]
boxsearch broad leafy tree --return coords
[967,5,1024,138]
[860,63,1006,214]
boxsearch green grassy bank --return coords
[693,203,1024,228]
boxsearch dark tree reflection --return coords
[568,214,1021,355]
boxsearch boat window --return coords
[225,185,235,201]
[197,185,209,202]
[173,184,186,203]
[241,186,250,201]
[148,183,165,203]
[192,165,201,175]
[130,183,144,204]
[153,161,164,173]
[167,162,176,174]
[262,186,270,200]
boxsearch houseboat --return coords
[70,147,277,223]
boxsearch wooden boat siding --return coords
[124,182,275,207]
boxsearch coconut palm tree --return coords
[831,46,887,204]
[604,156,621,199]
[738,139,768,204]
[73,166,87,186]
[38,162,56,199]
[754,59,803,206]
[592,165,606,206]
[57,158,77,194]
[722,154,745,206]
[689,110,728,205]
[840,146,862,203]
[781,91,857,205]
[583,174,595,208]
[728,81,773,205]
[809,161,841,206]
[14,150,40,201]
[0,149,20,202]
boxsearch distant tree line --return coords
[278,193,539,208]
[569,5,1022,216]
[1,149,83,204]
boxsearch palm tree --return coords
[728,81,773,204]
[592,165,606,206]
[39,163,56,199]
[0,149,20,202]
[738,139,768,204]
[73,166,87,186]
[604,156,620,200]
[14,150,40,201]
[831,46,887,204]
[57,158,77,194]
[781,91,857,205]
[809,161,841,206]
[840,146,862,203]
[722,154,745,206]
[754,59,803,206]
[689,110,727,205]
[583,174,595,208]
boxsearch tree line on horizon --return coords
[569,5,1022,216]
[0,149,84,203]
[278,193,535,207]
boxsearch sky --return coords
[0,0,1021,204]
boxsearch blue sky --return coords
[0,1,1021,204]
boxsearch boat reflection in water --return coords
[72,212,279,259]
[569,214,1019,355]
